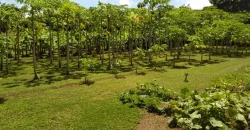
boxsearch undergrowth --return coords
[119,67,250,130]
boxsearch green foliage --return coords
[209,0,250,12]
[80,58,93,70]
[119,82,177,112]
[168,87,250,129]
[188,35,205,49]
[80,58,93,82]
[113,59,123,76]
[148,44,167,56]
[120,68,250,129]
[114,59,122,67]
[134,48,146,60]
[215,67,250,92]
[148,44,167,69]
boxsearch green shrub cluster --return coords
[214,67,250,92]
[168,88,250,130]
[119,82,178,113]
[119,68,250,129]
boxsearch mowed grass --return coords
[0,54,250,129]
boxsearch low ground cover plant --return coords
[119,67,250,129]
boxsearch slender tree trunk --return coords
[119,30,122,54]
[201,48,203,61]
[177,41,180,59]
[101,40,104,64]
[14,43,17,60]
[26,42,28,56]
[170,38,173,56]
[245,42,248,54]
[17,26,20,63]
[209,47,211,60]
[228,41,231,57]
[85,31,88,58]
[130,23,134,66]
[0,50,3,71]
[21,44,24,56]
[35,31,39,61]
[70,31,73,62]
[66,16,70,75]
[148,28,152,63]
[39,40,43,59]
[215,40,218,54]
[57,28,61,68]
[84,69,87,83]
[148,11,153,63]
[111,33,115,59]
[108,32,112,69]
[49,28,53,64]
[99,18,102,61]
[173,54,175,67]
[78,22,82,68]
[31,8,39,79]
[0,46,2,71]
[241,43,244,55]
[5,31,9,75]
[108,16,112,69]
[189,48,191,61]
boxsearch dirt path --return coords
[135,112,182,130]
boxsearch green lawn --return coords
[0,54,250,129]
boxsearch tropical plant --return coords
[80,58,93,84]
[120,75,250,130]
[134,48,146,74]
[188,35,205,61]
[149,44,167,70]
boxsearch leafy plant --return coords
[215,68,250,92]
[113,59,125,79]
[119,81,177,113]
[120,70,250,129]
[148,44,167,70]
[81,58,94,85]
[134,48,146,75]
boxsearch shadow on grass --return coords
[0,72,18,78]
[0,62,28,78]
[223,55,246,58]
[2,81,23,88]
[24,72,85,87]
[172,66,189,69]
[0,97,7,104]
[81,80,95,86]
[205,59,227,64]
[136,72,147,76]
[2,55,233,88]
[171,58,228,68]
[5,84,20,88]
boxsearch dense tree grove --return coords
[209,0,250,12]
[0,0,250,79]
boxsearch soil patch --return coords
[136,112,182,130]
